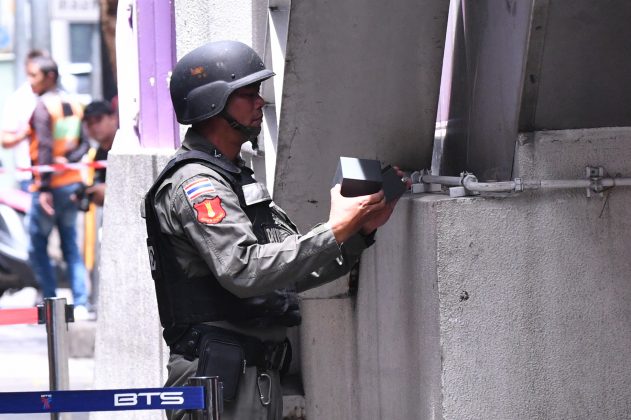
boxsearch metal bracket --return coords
[66,304,76,323]
[37,303,75,324]
[410,169,442,194]
[514,178,524,192]
[412,183,442,193]
[586,166,605,198]
[37,305,45,324]
[455,172,480,197]
[449,186,467,197]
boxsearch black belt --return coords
[171,324,289,371]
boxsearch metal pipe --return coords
[462,176,516,192]
[420,174,463,186]
[522,178,631,190]
[44,298,70,420]
[602,178,631,187]
[539,179,590,189]
[188,376,222,420]
[420,172,631,194]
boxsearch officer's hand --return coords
[328,184,386,243]
[360,199,397,234]
[39,192,54,216]
[393,166,413,190]
[360,166,410,234]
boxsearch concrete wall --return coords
[174,0,253,58]
[300,127,631,419]
[273,0,449,231]
[301,194,444,420]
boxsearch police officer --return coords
[143,40,405,420]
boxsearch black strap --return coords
[145,150,249,223]
[151,150,240,194]
[171,325,289,371]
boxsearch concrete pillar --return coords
[300,194,444,420]
[91,150,172,420]
[30,0,51,53]
[301,127,631,419]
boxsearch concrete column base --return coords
[68,320,96,358]
[92,149,172,420]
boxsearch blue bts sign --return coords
[0,387,204,414]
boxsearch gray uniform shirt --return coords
[149,128,371,340]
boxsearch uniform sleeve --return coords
[172,171,343,298]
[32,101,53,189]
[295,230,374,292]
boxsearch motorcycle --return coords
[0,188,37,297]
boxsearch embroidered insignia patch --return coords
[194,196,226,224]
[184,178,216,201]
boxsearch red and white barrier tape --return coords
[0,160,107,174]
[0,307,39,326]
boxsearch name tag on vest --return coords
[242,182,271,206]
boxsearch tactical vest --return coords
[144,151,301,344]
[30,95,84,189]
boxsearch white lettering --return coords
[160,392,185,405]
[114,393,137,406]
[138,392,161,405]
[113,391,184,407]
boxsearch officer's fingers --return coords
[392,167,412,189]
[330,184,342,197]
[363,190,384,204]
[371,196,387,212]
[357,195,385,218]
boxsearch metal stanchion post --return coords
[43,298,71,420]
[188,376,223,420]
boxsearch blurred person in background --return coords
[27,55,91,320]
[80,99,118,314]
[82,99,118,206]
[1,49,50,192]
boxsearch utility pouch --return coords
[195,334,245,401]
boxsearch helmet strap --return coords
[220,110,261,149]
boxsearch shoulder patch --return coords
[194,196,226,225]
[184,178,216,201]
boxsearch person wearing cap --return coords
[142,40,407,420]
[82,100,118,206]
[79,99,118,314]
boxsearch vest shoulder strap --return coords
[146,150,243,211]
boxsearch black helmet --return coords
[170,40,274,125]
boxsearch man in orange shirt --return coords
[27,55,90,319]
[0,50,52,192]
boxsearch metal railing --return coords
[0,298,223,419]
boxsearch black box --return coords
[332,157,382,197]
[381,165,407,203]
